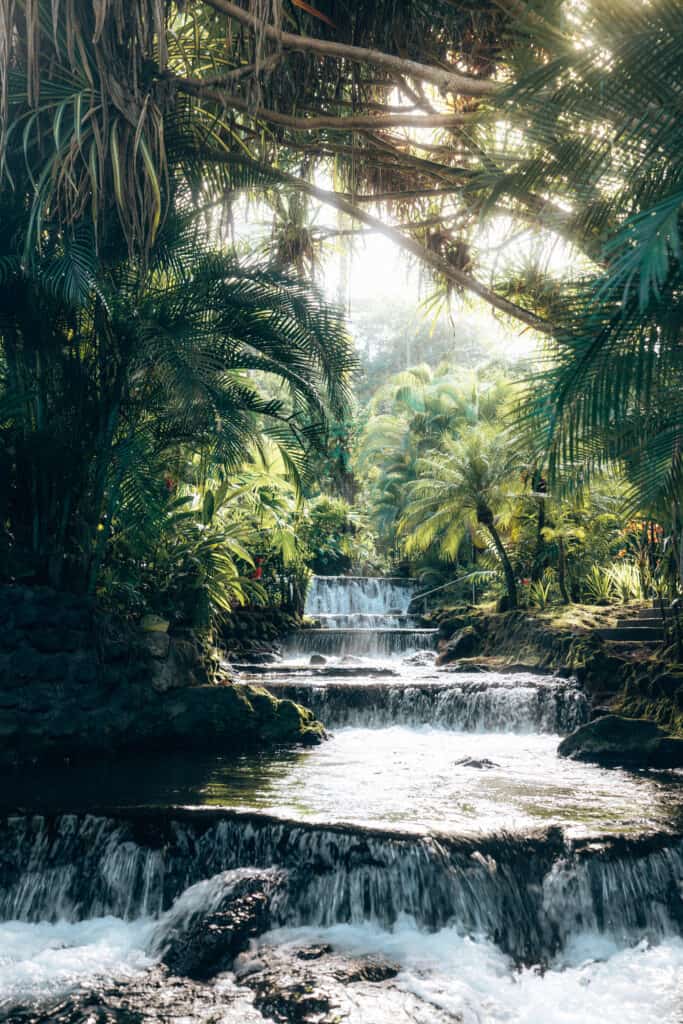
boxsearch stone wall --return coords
[0,585,323,769]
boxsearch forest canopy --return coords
[1,0,682,628]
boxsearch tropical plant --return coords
[102,494,262,631]
[606,562,647,605]
[540,520,586,605]
[583,566,614,606]
[499,1,683,539]
[298,495,358,576]
[399,425,521,608]
[0,199,353,594]
[527,572,556,611]
[355,363,514,555]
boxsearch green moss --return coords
[237,685,326,746]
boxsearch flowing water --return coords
[289,573,438,656]
[2,575,683,1023]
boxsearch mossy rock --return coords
[559,714,683,769]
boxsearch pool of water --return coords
[7,726,683,837]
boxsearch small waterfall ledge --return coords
[261,676,590,733]
[1,810,682,966]
[288,575,438,657]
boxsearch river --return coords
[1,576,683,1022]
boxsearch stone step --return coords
[598,626,664,643]
[639,606,677,619]
[616,617,669,629]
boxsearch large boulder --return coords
[436,625,480,666]
[0,584,326,768]
[558,714,683,769]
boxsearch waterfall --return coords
[262,676,591,734]
[305,576,416,617]
[2,811,682,966]
[288,627,437,657]
[288,575,437,657]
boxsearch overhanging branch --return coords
[202,0,499,98]
[174,78,477,131]
[213,154,550,333]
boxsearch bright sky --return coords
[231,188,580,368]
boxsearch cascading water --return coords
[4,580,683,1021]
[305,575,416,616]
[263,673,591,733]
[288,575,438,657]
[2,811,682,964]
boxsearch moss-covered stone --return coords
[0,585,325,769]
[559,714,683,768]
[432,600,683,752]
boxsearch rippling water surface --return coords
[3,576,683,1021]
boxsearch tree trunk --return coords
[484,518,518,610]
[557,537,570,604]
[532,498,545,581]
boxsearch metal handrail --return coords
[414,569,496,603]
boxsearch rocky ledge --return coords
[0,585,323,769]
[559,714,683,769]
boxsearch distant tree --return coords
[399,426,521,608]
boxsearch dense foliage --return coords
[2,0,683,640]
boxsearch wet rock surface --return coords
[436,625,481,665]
[0,966,264,1024]
[235,942,458,1023]
[559,713,683,768]
[454,756,500,769]
[160,871,287,980]
[1,942,461,1024]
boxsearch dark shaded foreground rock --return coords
[558,714,683,768]
[1,679,324,769]
[160,870,287,980]
[235,943,458,1024]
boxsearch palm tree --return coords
[399,426,520,608]
[356,364,513,554]
[0,201,354,591]
[490,1,683,524]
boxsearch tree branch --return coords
[202,0,499,97]
[214,154,550,333]
[174,77,477,130]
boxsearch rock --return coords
[454,756,500,769]
[3,965,263,1023]
[437,615,469,640]
[235,943,456,1024]
[31,628,84,654]
[0,586,326,768]
[436,625,480,666]
[242,651,279,665]
[310,654,327,666]
[558,714,683,769]
[144,631,171,660]
[403,650,435,666]
[161,871,285,980]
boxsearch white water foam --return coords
[0,869,280,1011]
[0,916,155,1010]
[262,920,683,1024]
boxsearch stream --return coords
[2,576,683,1023]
